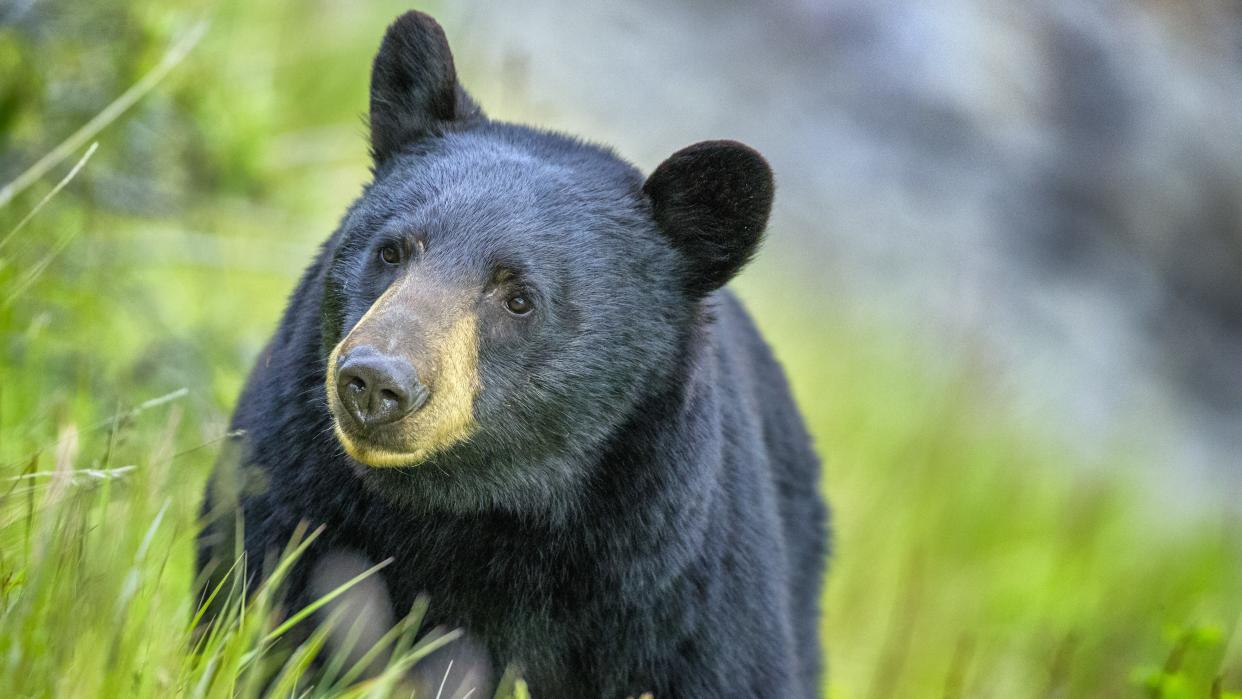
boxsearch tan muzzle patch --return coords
[325,282,481,468]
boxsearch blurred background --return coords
[2,0,1241,696]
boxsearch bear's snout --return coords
[335,345,428,428]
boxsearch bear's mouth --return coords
[331,421,438,468]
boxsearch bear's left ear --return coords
[643,140,774,297]
[369,12,483,167]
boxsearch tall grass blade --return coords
[0,21,208,208]
[0,142,98,253]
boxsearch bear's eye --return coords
[379,243,401,265]
[504,294,533,315]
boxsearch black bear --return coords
[198,11,827,698]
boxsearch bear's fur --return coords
[198,11,828,698]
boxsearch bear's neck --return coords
[564,307,726,575]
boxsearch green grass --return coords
[745,294,1242,698]
[3,1,1242,696]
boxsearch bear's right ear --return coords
[644,140,774,298]
[369,12,482,167]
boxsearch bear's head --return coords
[320,12,773,514]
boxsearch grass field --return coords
[2,2,1242,696]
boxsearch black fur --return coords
[199,11,827,698]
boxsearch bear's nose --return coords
[336,346,429,428]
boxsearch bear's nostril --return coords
[348,377,367,393]
[411,385,430,411]
[378,389,399,405]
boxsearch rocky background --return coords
[443,0,1242,500]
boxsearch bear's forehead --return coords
[359,132,648,248]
